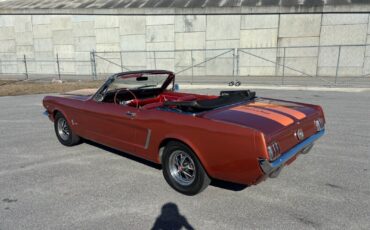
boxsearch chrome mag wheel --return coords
[169,150,196,186]
[57,118,70,141]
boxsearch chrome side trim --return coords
[260,129,325,175]
[144,129,152,149]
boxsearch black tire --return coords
[54,112,81,146]
[162,141,211,195]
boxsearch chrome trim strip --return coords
[260,129,325,175]
[144,129,152,149]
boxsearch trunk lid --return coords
[203,98,322,152]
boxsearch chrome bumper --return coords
[260,129,325,176]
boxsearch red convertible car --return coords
[43,70,325,195]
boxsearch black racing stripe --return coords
[220,110,285,134]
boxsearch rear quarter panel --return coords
[139,110,266,185]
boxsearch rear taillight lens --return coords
[267,142,281,161]
[314,118,325,132]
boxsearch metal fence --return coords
[1,45,370,87]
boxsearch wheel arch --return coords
[157,137,210,177]
[52,108,71,124]
[53,109,61,119]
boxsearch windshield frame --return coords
[92,70,175,102]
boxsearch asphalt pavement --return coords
[0,89,369,230]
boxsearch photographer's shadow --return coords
[151,203,194,230]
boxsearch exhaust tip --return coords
[301,143,314,154]
[269,166,283,178]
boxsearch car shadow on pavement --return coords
[83,139,162,170]
[151,202,194,230]
[83,140,247,192]
[210,179,248,191]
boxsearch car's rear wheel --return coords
[54,112,81,146]
[162,141,210,195]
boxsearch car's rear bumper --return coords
[259,129,325,176]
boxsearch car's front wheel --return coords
[54,112,81,146]
[162,141,210,195]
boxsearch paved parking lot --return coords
[0,89,369,230]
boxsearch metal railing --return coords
[0,54,93,81]
[1,45,370,87]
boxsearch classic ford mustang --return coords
[43,70,325,195]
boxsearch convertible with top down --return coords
[43,70,325,195]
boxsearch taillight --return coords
[267,142,281,161]
[314,118,325,132]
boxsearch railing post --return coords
[90,51,94,79]
[236,48,240,77]
[120,51,124,72]
[56,53,61,80]
[335,45,341,84]
[232,48,236,78]
[153,51,157,69]
[232,48,239,84]
[275,48,279,77]
[23,54,28,80]
[191,50,194,84]
[282,47,286,85]
[90,50,97,80]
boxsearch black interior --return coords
[163,90,256,112]
[100,87,256,113]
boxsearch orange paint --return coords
[231,105,294,126]
[251,102,306,120]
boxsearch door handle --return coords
[126,111,136,117]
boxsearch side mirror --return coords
[174,83,180,92]
[95,93,104,102]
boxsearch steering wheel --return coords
[114,88,138,108]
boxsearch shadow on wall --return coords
[151,203,194,230]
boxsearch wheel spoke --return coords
[180,154,186,165]
[184,167,194,173]
[182,170,192,178]
[186,164,194,171]
[177,155,182,166]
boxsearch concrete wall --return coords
[0,14,370,78]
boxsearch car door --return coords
[75,99,142,156]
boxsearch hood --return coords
[203,98,320,135]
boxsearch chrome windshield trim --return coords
[260,129,325,175]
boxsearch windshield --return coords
[107,73,170,92]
